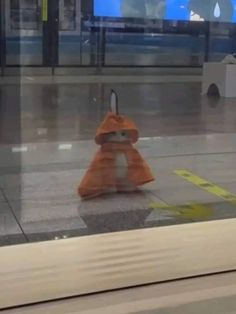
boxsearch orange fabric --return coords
[95,112,139,144]
[78,143,154,199]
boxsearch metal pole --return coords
[79,14,83,65]
[51,0,59,76]
[97,17,105,73]
[204,21,210,62]
[0,0,6,76]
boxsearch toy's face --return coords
[106,130,132,143]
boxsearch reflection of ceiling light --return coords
[58,143,72,150]
[140,136,162,141]
[37,128,48,136]
[54,236,59,240]
[206,135,215,140]
[12,146,28,153]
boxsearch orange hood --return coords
[95,112,139,145]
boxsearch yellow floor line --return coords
[149,202,213,220]
[175,169,236,206]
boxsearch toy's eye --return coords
[121,131,127,137]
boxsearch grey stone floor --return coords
[1,81,236,246]
[1,81,236,145]
[0,133,236,246]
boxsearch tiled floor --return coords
[1,81,236,246]
[1,81,236,145]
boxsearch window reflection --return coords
[10,0,39,30]
[1,0,236,247]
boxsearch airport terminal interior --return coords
[1,0,236,312]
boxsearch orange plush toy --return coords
[78,90,155,199]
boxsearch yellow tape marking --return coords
[175,169,236,205]
[42,0,48,22]
[177,203,213,220]
[149,202,213,220]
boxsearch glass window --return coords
[59,0,76,31]
[2,0,236,245]
[1,0,236,309]
[2,0,236,249]
[10,0,39,30]
[105,29,205,66]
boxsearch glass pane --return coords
[105,30,205,66]
[208,23,236,61]
[2,0,236,309]
[2,1,236,303]
[1,0,236,243]
[58,0,92,65]
[6,0,43,65]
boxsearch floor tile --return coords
[0,202,26,246]
[1,82,236,245]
